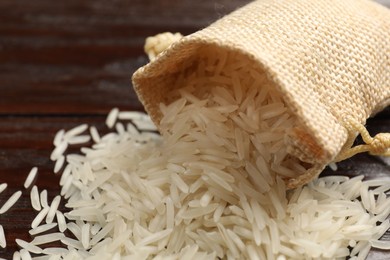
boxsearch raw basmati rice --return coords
[61,237,84,250]
[54,155,65,173]
[0,190,22,214]
[42,247,69,254]
[29,223,57,236]
[118,111,144,121]
[15,239,42,254]
[31,207,50,229]
[68,135,91,145]
[0,224,5,248]
[89,126,100,143]
[1,46,389,259]
[24,167,38,189]
[106,108,119,128]
[64,124,88,139]
[30,185,41,211]
[39,190,48,209]
[370,239,390,250]
[328,162,338,171]
[81,223,90,249]
[30,232,65,245]
[0,183,7,194]
[53,129,65,147]
[45,195,61,224]
[56,210,67,232]
[12,251,20,260]
[19,249,31,260]
[50,141,67,161]
[67,222,82,241]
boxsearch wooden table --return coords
[0,0,389,258]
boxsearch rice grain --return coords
[106,108,119,128]
[0,190,22,214]
[40,190,48,209]
[15,239,42,254]
[19,249,32,260]
[30,186,41,211]
[31,207,50,229]
[0,225,5,248]
[24,167,38,189]
[64,124,88,139]
[6,45,390,259]
[45,195,61,224]
[29,223,57,236]
[0,183,7,194]
[31,233,65,245]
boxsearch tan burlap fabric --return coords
[132,0,390,188]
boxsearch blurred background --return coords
[0,0,389,258]
[0,0,255,115]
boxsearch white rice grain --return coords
[42,247,69,255]
[31,207,50,229]
[0,190,22,214]
[30,185,41,211]
[67,222,82,241]
[0,183,7,194]
[133,120,157,131]
[40,190,48,209]
[137,229,172,247]
[370,239,390,250]
[64,124,88,138]
[328,162,338,171]
[30,233,65,246]
[56,210,67,233]
[29,223,57,236]
[67,135,91,145]
[118,111,144,121]
[45,195,61,224]
[90,126,101,143]
[12,252,21,260]
[0,225,5,248]
[10,46,390,259]
[247,244,260,260]
[81,223,90,249]
[19,249,32,260]
[61,237,84,250]
[24,167,38,189]
[357,243,371,260]
[170,173,189,193]
[90,222,115,246]
[53,129,65,147]
[15,239,42,254]
[54,155,65,173]
[50,141,68,161]
[165,197,174,229]
[106,108,119,128]
[28,256,50,260]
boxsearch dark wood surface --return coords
[0,0,389,259]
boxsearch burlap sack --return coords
[132,0,390,188]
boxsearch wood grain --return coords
[0,0,388,258]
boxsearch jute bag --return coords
[132,0,390,188]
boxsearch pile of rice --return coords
[1,46,390,259]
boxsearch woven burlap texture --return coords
[132,0,390,188]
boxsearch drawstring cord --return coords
[335,116,390,162]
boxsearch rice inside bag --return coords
[132,0,390,188]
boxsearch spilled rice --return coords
[0,47,390,259]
